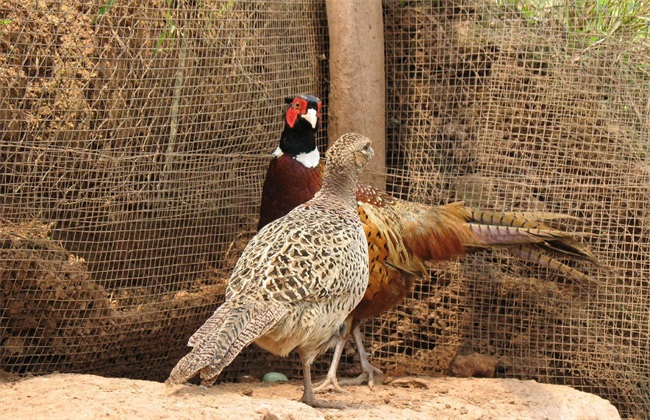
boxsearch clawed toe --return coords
[300,396,345,409]
[338,372,370,387]
[338,366,384,388]
[314,376,346,394]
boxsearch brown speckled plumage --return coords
[167,133,373,408]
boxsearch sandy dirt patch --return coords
[0,373,619,419]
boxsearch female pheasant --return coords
[168,133,374,408]
[258,94,599,392]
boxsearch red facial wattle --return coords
[285,98,309,128]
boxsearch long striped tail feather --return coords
[507,244,596,283]
[167,300,287,386]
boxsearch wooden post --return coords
[326,0,386,189]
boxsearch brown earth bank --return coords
[0,373,619,419]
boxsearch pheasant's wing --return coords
[192,206,361,351]
[229,204,367,304]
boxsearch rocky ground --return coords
[0,373,620,419]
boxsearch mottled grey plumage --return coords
[167,133,374,408]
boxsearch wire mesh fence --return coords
[378,1,650,417]
[1,0,649,418]
[1,0,329,380]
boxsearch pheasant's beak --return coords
[301,108,319,129]
[361,145,374,159]
[364,144,375,163]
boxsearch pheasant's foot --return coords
[299,395,345,409]
[338,365,384,388]
[347,327,384,388]
[313,374,346,394]
[298,350,345,409]
[338,372,370,387]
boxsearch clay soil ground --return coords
[0,373,619,419]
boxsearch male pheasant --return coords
[258,94,323,230]
[168,133,374,408]
[258,94,599,391]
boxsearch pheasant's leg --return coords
[298,349,344,409]
[314,317,353,393]
[338,323,383,387]
[313,336,346,393]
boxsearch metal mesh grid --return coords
[376,1,649,417]
[2,0,649,418]
[1,0,328,380]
